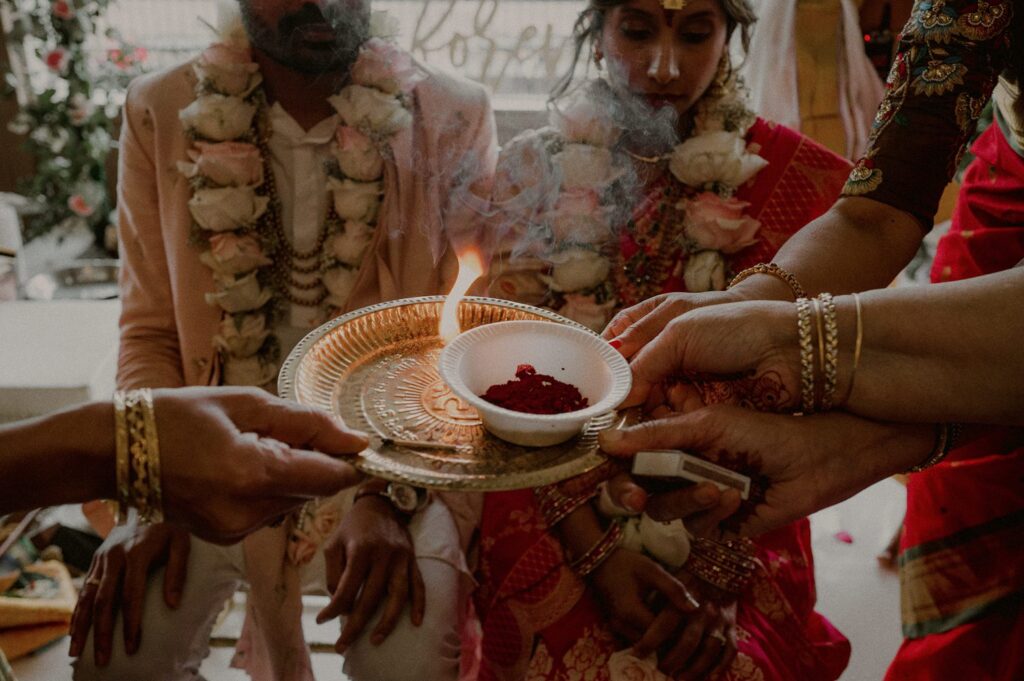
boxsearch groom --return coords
[71,1,496,679]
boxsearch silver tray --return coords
[278,296,626,491]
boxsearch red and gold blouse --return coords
[842,0,1019,226]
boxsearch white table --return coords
[0,300,120,423]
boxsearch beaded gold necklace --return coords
[253,101,340,309]
[611,176,687,306]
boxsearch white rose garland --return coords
[180,17,414,386]
[524,75,766,330]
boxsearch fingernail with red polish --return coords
[609,339,623,350]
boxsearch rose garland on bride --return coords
[178,13,419,386]
[515,73,766,332]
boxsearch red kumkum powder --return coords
[480,364,589,414]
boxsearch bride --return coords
[473,0,855,679]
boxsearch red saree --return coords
[885,112,1024,681]
[474,119,854,681]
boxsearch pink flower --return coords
[351,38,420,94]
[184,141,263,187]
[45,48,70,73]
[51,1,74,20]
[683,192,761,254]
[194,44,259,96]
[333,126,383,181]
[558,293,617,332]
[203,232,271,275]
[287,530,318,567]
[311,507,342,541]
[67,194,94,217]
[550,188,610,244]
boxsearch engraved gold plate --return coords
[278,296,627,491]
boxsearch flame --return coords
[440,247,486,344]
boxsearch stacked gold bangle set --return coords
[113,388,164,525]
[686,537,758,599]
[730,263,959,472]
[537,483,758,595]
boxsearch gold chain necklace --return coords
[254,105,334,308]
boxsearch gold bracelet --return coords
[795,298,816,414]
[569,520,624,578]
[841,293,864,407]
[728,263,807,300]
[113,391,132,524]
[535,485,598,528]
[818,293,839,411]
[113,388,164,524]
[685,537,758,598]
[139,389,164,524]
[125,390,152,522]
[908,423,963,473]
[812,298,826,411]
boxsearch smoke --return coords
[478,77,681,268]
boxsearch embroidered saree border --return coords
[899,508,1024,638]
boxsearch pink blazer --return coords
[116,60,498,389]
[115,60,498,680]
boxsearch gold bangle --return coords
[114,388,164,525]
[113,391,131,524]
[139,389,164,524]
[812,298,825,412]
[685,537,758,597]
[908,423,962,473]
[842,293,864,407]
[125,391,151,522]
[729,263,807,300]
[818,293,839,411]
[569,520,623,577]
[795,298,816,414]
[536,485,597,528]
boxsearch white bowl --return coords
[439,320,632,447]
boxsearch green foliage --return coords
[1,0,147,242]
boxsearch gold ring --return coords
[709,630,727,645]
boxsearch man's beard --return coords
[239,1,370,75]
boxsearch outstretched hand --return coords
[619,301,802,413]
[602,290,746,360]
[154,387,367,544]
[599,406,930,536]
